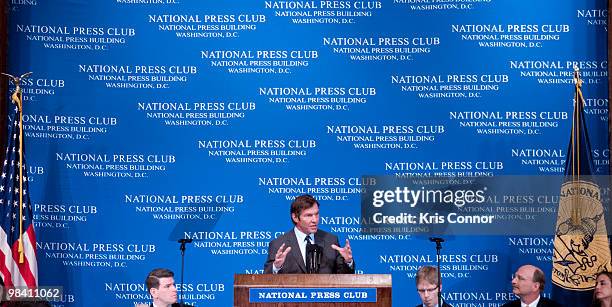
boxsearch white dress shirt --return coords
[522,295,541,307]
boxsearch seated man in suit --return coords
[146,268,192,307]
[501,265,562,307]
[263,194,355,274]
[416,266,452,307]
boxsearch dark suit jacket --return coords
[263,229,355,274]
[417,301,452,307]
[501,297,562,307]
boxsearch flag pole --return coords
[16,81,23,264]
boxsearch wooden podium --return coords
[234,274,391,307]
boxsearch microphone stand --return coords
[430,237,444,306]
[313,245,321,273]
[178,238,192,306]
[306,244,322,274]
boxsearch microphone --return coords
[429,237,444,243]
[306,244,322,274]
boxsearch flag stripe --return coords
[11,240,34,287]
[25,226,37,277]
[0,227,22,287]
[9,225,37,287]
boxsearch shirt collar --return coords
[294,227,313,242]
[522,295,541,307]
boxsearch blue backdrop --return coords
[5,0,610,306]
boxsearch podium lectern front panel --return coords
[234,274,391,307]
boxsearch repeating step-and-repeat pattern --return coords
[6,0,609,306]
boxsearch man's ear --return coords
[291,213,299,224]
[150,287,157,298]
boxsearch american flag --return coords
[0,101,38,288]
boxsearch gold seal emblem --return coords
[552,180,610,290]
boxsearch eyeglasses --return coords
[417,286,438,294]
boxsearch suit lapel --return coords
[287,230,306,273]
[314,231,324,247]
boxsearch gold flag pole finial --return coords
[573,65,582,88]
[1,72,32,112]
[1,72,32,263]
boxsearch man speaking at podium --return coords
[264,194,355,274]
